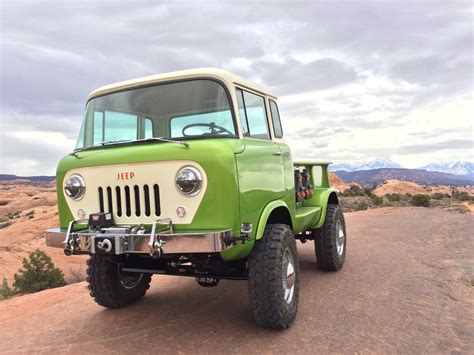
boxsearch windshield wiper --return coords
[69,137,188,157]
[134,137,189,148]
[69,139,132,157]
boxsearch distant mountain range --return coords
[0,174,55,182]
[330,158,403,172]
[334,168,474,186]
[419,161,474,177]
[330,160,474,177]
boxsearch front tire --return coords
[86,255,152,308]
[314,204,347,271]
[248,224,299,329]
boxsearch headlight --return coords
[176,166,203,196]
[64,174,86,200]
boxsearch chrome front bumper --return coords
[45,219,233,256]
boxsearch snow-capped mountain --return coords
[419,161,474,177]
[357,159,403,171]
[329,162,358,172]
[330,159,403,172]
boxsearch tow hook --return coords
[97,239,113,253]
[63,233,80,256]
[150,240,165,258]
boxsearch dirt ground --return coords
[0,207,473,354]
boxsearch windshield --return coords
[75,79,236,149]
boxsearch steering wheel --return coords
[181,122,234,137]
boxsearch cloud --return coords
[399,139,473,154]
[0,1,472,174]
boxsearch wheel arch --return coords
[313,189,339,229]
[255,200,293,240]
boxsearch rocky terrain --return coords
[0,207,473,353]
[0,182,87,284]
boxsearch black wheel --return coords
[248,224,299,329]
[86,255,152,308]
[314,204,346,271]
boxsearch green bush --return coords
[371,195,383,206]
[452,191,472,202]
[386,193,402,202]
[343,185,365,197]
[363,187,374,197]
[431,192,449,200]
[13,249,66,294]
[354,201,368,211]
[0,278,15,300]
[410,194,431,207]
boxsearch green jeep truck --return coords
[46,68,346,329]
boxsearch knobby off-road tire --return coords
[87,255,152,308]
[314,204,347,271]
[248,224,299,329]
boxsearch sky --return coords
[1,0,473,175]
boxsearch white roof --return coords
[87,68,276,100]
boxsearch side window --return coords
[269,100,283,138]
[144,118,154,139]
[237,89,270,139]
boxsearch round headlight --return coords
[64,174,86,200]
[176,166,203,196]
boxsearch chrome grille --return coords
[98,184,161,219]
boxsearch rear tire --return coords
[248,224,299,329]
[86,255,152,308]
[314,204,346,271]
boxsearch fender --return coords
[313,188,339,229]
[255,200,293,240]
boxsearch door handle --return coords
[273,151,290,157]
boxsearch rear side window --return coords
[236,89,270,139]
[269,100,283,138]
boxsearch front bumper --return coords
[45,219,233,256]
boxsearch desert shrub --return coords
[0,278,15,300]
[13,249,66,294]
[411,194,431,207]
[452,191,473,202]
[371,195,383,206]
[344,185,365,196]
[431,192,449,200]
[363,186,375,197]
[386,193,402,202]
[354,201,368,211]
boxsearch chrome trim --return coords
[45,226,233,255]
